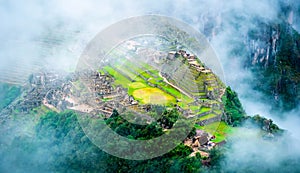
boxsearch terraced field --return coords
[103,60,180,106]
[160,54,225,123]
[100,47,225,125]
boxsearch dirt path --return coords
[65,95,94,113]
[158,72,194,99]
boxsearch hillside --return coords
[245,21,300,111]
[0,47,284,171]
[0,42,233,157]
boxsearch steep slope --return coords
[245,21,300,111]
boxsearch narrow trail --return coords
[158,71,194,99]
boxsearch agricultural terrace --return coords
[101,48,225,125]
[102,59,191,107]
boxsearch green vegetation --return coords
[103,66,131,87]
[222,87,246,126]
[103,61,194,107]
[198,106,211,114]
[195,122,235,143]
[0,83,21,110]
[157,108,179,129]
[249,23,300,112]
[101,56,224,120]
[106,110,164,139]
[129,82,147,89]
[246,114,284,135]
[98,69,105,75]
[132,87,176,105]
[198,113,218,121]
[0,109,205,172]
[1,35,294,172]
[190,105,200,111]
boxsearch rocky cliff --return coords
[245,21,300,111]
[199,2,300,112]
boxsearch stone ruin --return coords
[184,129,217,158]
[14,70,74,112]
[164,49,222,100]
[71,70,155,119]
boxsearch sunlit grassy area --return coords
[103,66,131,87]
[98,69,105,75]
[132,87,176,105]
[104,65,177,106]
[198,113,218,121]
[140,71,152,79]
[197,107,211,114]
[194,92,207,96]
[102,61,199,109]
[129,82,147,89]
[128,82,147,95]
[195,121,235,143]
[190,105,200,111]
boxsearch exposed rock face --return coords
[245,22,300,111]
[194,1,300,111]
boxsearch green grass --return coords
[199,113,218,121]
[124,61,195,106]
[102,98,111,102]
[198,107,211,114]
[207,86,214,91]
[112,65,145,82]
[149,70,162,78]
[195,121,235,143]
[128,82,147,95]
[140,62,157,71]
[129,82,147,89]
[122,62,165,87]
[130,65,147,74]
[177,102,189,109]
[103,66,131,87]
[161,85,194,105]
[98,69,105,75]
[148,78,158,85]
[123,61,160,79]
[162,85,181,95]
[140,71,152,79]
[132,87,176,105]
[190,105,200,111]
[194,92,207,96]
[104,65,177,106]
[213,109,223,114]
[102,61,200,110]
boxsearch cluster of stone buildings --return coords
[184,129,219,158]
[72,70,155,120]
[14,71,73,112]
[168,50,211,73]
[163,50,225,122]
[165,50,222,100]
[0,47,227,158]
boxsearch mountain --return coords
[245,21,300,111]
[197,1,300,112]
[0,44,284,171]
[1,1,299,172]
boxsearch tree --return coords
[222,87,246,126]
